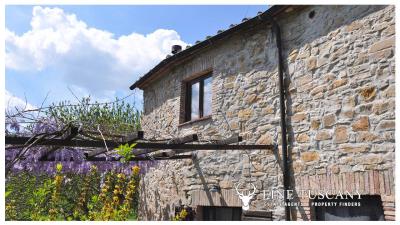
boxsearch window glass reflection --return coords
[191,82,200,120]
[203,76,212,116]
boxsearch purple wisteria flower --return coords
[6,117,158,176]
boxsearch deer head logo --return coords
[234,182,257,211]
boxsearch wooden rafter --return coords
[39,154,194,162]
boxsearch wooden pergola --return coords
[5,127,275,162]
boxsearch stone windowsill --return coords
[178,115,212,127]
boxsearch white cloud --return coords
[5,90,36,112]
[6,6,188,97]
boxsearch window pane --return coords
[203,76,212,116]
[191,82,200,120]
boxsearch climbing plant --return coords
[5,96,150,221]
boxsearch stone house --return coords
[129,5,395,221]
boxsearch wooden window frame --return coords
[184,72,212,122]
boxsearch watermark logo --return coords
[234,182,256,211]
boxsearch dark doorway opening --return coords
[198,206,242,221]
[312,195,384,221]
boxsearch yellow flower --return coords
[55,175,62,183]
[180,209,188,218]
[173,209,188,221]
[56,163,63,172]
[132,166,140,175]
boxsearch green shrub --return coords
[5,165,140,221]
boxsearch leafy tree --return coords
[46,96,141,135]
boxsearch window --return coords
[185,73,213,122]
[198,206,242,221]
[312,195,384,221]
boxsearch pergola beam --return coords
[88,154,194,161]
[131,133,198,156]
[39,154,194,162]
[38,125,80,160]
[6,136,274,150]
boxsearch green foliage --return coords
[46,96,141,134]
[30,179,54,220]
[116,143,137,163]
[5,165,140,221]
[6,172,49,220]
[73,165,101,220]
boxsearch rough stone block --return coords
[292,160,304,173]
[288,49,299,62]
[256,133,274,145]
[359,86,377,102]
[340,109,355,119]
[310,119,321,130]
[301,151,320,162]
[306,57,317,71]
[383,24,395,36]
[345,21,363,32]
[356,103,373,114]
[352,116,370,131]
[382,85,395,98]
[360,154,384,165]
[296,133,310,143]
[340,144,369,154]
[372,100,394,115]
[376,120,395,131]
[245,94,260,104]
[291,112,308,123]
[298,44,310,59]
[334,126,349,143]
[262,106,275,115]
[368,37,395,53]
[330,79,348,90]
[315,130,331,141]
[224,82,234,89]
[356,131,379,142]
[297,74,313,86]
[369,48,393,62]
[323,114,336,128]
[238,108,252,120]
[310,85,326,96]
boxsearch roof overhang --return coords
[129,5,292,90]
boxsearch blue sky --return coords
[5,5,268,111]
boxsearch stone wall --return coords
[138,5,395,221]
[279,5,395,221]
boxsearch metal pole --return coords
[264,15,291,221]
